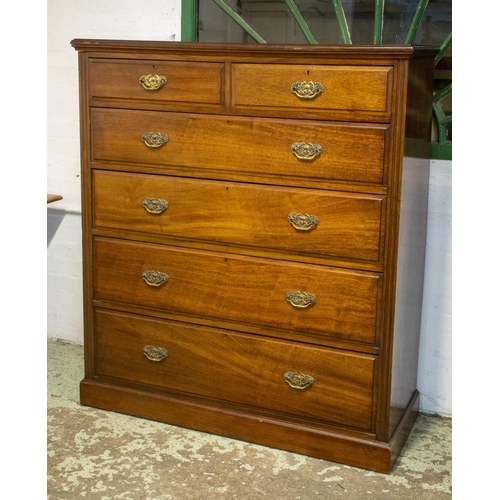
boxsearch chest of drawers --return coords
[71,40,436,473]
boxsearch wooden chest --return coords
[71,39,435,473]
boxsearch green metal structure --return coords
[180,0,451,160]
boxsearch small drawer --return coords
[91,109,388,185]
[93,170,384,263]
[232,64,391,113]
[88,58,224,105]
[94,309,376,430]
[93,238,381,344]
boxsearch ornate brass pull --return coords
[291,81,324,99]
[143,345,168,362]
[286,291,317,309]
[141,132,169,148]
[287,213,319,231]
[142,270,169,287]
[284,371,314,390]
[291,142,323,160]
[139,74,167,91]
[143,198,169,214]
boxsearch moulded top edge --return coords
[70,39,438,59]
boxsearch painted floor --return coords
[48,338,451,499]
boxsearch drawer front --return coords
[94,309,376,430]
[88,59,224,105]
[93,171,384,263]
[91,109,387,185]
[233,64,391,113]
[93,238,381,344]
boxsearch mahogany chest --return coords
[71,39,435,473]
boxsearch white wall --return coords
[47,0,452,416]
[418,160,452,416]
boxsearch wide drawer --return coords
[91,108,388,185]
[88,59,224,105]
[93,170,384,263]
[94,309,376,430]
[93,238,381,344]
[232,64,391,113]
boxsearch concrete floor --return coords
[48,338,451,499]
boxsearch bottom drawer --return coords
[94,309,376,431]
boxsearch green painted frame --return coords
[181,0,451,160]
[181,0,198,42]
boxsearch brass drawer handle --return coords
[286,291,317,309]
[143,345,168,362]
[291,142,323,160]
[291,81,324,99]
[139,74,167,91]
[142,270,169,287]
[287,213,319,231]
[284,371,314,390]
[143,198,169,214]
[141,132,169,148]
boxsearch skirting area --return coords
[48,338,451,499]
